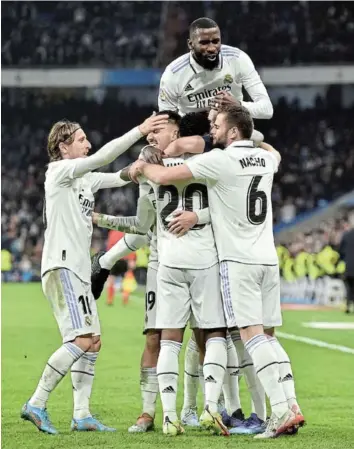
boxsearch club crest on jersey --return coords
[224,74,233,84]
[159,89,166,101]
[85,316,92,326]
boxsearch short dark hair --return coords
[219,105,253,139]
[156,110,181,126]
[179,112,210,137]
[189,17,219,38]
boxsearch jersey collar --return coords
[189,52,224,74]
[229,140,254,148]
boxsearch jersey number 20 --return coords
[247,176,267,225]
[157,184,209,230]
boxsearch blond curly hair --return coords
[47,120,81,161]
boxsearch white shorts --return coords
[42,268,100,343]
[156,263,226,329]
[143,266,158,333]
[220,261,282,329]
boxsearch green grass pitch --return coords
[2,283,354,449]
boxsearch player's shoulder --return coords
[164,52,191,76]
[220,45,243,61]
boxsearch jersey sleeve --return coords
[158,68,179,112]
[185,150,224,182]
[266,151,280,173]
[86,171,131,193]
[237,50,273,119]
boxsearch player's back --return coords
[205,143,279,266]
[41,160,95,283]
[152,157,218,269]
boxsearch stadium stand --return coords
[2,1,354,67]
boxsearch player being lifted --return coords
[158,17,273,118]
[20,114,168,434]
[129,104,305,439]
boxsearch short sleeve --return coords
[267,152,280,173]
[46,160,77,186]
[185,150,224,182]
[158,68,179,112]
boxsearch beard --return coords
[213,136,227,149]
[192,50,220,70]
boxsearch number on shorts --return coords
[145,291,156,311]
[246,176,267,225]
[157,183,209,230]
[78,295,92,315]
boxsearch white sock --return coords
[29,343,84,409]
[269,337,299,409]
[203,337,227,413]
[223,335,242,415]
[100,235,146,270]
[241,349,266,421]
[232,330,266,420]
[157,340,182,422]
[198,364,205,406]
[245,334,288,418]
[140,367,159,418]
[182,337,199,411]
[71,351,98,419]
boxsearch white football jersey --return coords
[158,45,272,118]
[185,141,279,265]
[141,158,218,269]
[41,160,119,283]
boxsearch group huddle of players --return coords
[21,17,305,439]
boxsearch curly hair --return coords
[47,120,81,162]
[179,111,210,137]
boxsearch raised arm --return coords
[71,114,168,179]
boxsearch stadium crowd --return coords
[2,87,354,281]
[2,1,354,67]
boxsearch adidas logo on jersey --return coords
[205,375,217,383]
[184,83,193,92]
[162,385,176,393]
[282,373,293,382]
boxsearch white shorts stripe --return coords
[220,261,235,322]
[60,270,82,329]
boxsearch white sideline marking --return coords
[276,331,354,355]
[303,321,354,330]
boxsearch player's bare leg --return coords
[22,334,94,434]
[157,328,185,436]
[199,329,230,436]
[240,325,298,438]
[129,330,160,433]
[265,328,305,432]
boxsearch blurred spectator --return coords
[339,216,354,313]
[2,1,354,67]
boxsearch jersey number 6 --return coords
[247,176,268,225]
